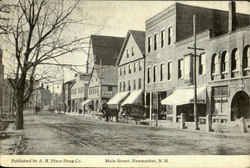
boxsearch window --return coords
[231,48,239,71]
[178,59,184,79]
[168,26,173,45]
[126,49,129,58]
[199,54,206,75]
[211,54,218,75]
[161,30,166,48]
[124,66,126,75]
[138,78,141,89]
[119,82,122,92]
[119,67,122,76]
[123,81,126,91]
[184,55,191,79]
[108,86,112,91]
[132,47,134,56]
[243,45,250,76]
[128,80,131,91]
[160,63,164,81]
[154,33,158,50]
[128,64,131,74]
[221,51,228,73]
[167,62,172,80]
[153,65,157,82]
[133,79,136,90]
[148,36,151,53]
[147,67,151,83]
[139,61,142,71]
[134,62,136,72]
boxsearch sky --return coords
[59,0,250,81]
[2,1,250,83]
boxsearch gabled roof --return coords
[89,64,118,86]
[90,35,125,66]
[116,30,145,65]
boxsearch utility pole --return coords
[99,59,102,114]
[186,15,204,130]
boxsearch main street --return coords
[4,110,250,155]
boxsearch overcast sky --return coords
[2,1,250,82]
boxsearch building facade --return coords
[0,48,4,114]
[107,30,145,110]
[145,2,250,122]
[63,80,75,112]
[70,73,91,113]
[2,79,14,116]
[87,65,118,112]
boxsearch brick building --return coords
[145,2,250,122]
[108,30,145,110]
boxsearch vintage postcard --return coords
[0,0,249,167]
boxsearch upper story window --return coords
[167,61,172,80]
[126,49,129,58]
[211,54,219,74]
[132,47,134,56]
[128,80,131,91]
[119,67,122,76]
[119,82,122,92]
[231,48,239,72]
[147,67,151,84]
[138,78,141,89]
[243,45,250,76]
[123,81,126,91]
[161,30,166,48]
[148,36,151,53]
[128,64,131,74]
[133,79,136,90]
[153,65,157,82]
[211,53,219,80]
[168,26,173,45]
[154,33,158,50]
[124,66,126,75]
[221,51,228,73]
[160,63,164,81]
[139,61,142,71]
[199,53,206,75]
[178,59,184,79]
[134,62,136,72]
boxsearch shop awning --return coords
[121,89,143,106]
[161,87,206,105]
[81,99,92,106]
[107,91,130,105]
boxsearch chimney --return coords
[228,1,236,32]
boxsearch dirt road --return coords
[4,110,250,155]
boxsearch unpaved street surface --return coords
[3,111,250,155]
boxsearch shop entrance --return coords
[231,91,250,121]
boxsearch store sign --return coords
[102,91,112,97]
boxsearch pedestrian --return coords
[35,105,39,115]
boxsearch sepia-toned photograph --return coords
[0,0,249,167]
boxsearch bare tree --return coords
[2,0,88,129]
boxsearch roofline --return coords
[116,30,145,66]
[90,34,124,39]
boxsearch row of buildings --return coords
[64,2,250,123]
[63,2,250,124]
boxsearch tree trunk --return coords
[16,103,24,130]
[16,100,24,130]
